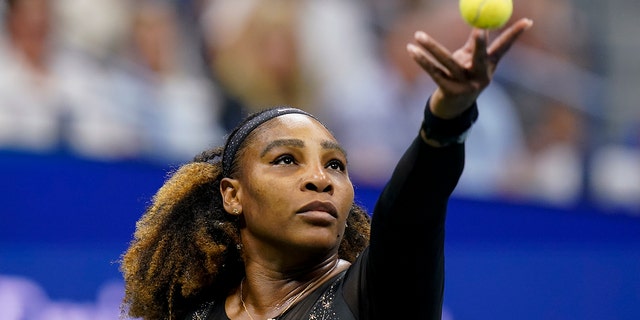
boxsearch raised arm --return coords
[364,18,533,320]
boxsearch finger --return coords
[414,31,466,79]
[470,29,489,77]
[461,28,479,53]
[488,18,534,63]
[407,43,454,86]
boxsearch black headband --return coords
[222,107,315,177]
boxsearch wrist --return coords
[429,89,479,119]
[421,97,479,147]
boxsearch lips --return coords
[297,201,338,218]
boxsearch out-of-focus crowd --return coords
[1,0,638,213]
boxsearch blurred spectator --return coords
[0,0,142,159]
[56,0,130,64]
[106,0,226,164]
[589,100,640,213]
[200,0,317,116]
[500,102,586,206]
[0,0,58,152]
[590,144,640,212]
[199,0,383,125]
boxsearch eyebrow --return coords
[260,138,347,158]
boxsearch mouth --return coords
[297,201,338,218]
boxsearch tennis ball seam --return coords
[470,0,490,25]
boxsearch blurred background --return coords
[1,0,638,319]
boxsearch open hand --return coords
[407,18,533,119]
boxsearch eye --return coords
[326,159,346,172]
[272,154,296,165]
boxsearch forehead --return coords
[249,113,338,146]
[253,113,336,141]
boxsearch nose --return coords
[302,165,333,194]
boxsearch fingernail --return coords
[414,31,428,42]
[525,18,534,29]
[476,30,486,41]
[406,43,419,54]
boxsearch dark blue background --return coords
[1,151,639,319]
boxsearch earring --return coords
[232,208,239,215]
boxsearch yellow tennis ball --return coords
[459,0,513,29]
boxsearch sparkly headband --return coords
[222,107,315,177]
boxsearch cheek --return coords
[243,178,287,210]
[338,182,355,218]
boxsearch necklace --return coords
[239,260,339,320]
[239,286,257,320]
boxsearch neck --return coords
[239,259,340,319]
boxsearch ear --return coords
[220,177,242,215]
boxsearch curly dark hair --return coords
[119,112,372,320]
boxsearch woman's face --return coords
[228,114,354,261]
